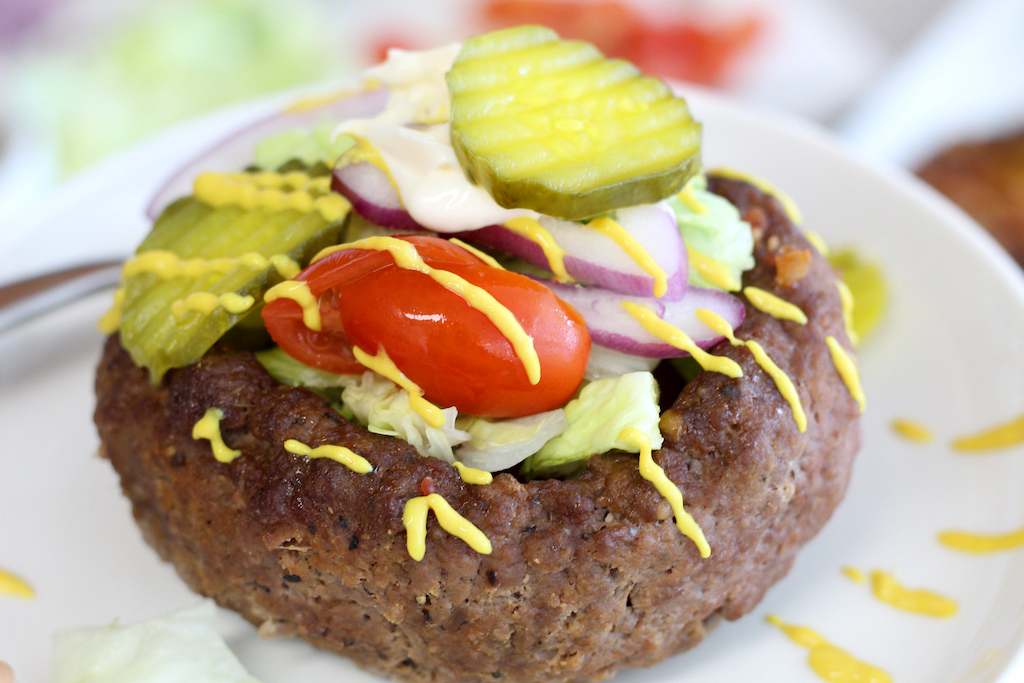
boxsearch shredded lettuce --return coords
[456,410,568,472]
[53,600,260,683]
[254,126,355,171]
[342,371,470,463]
[668,174,755,290]
[584,344,659,381]
[521,372,663,478]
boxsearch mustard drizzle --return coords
[865,569,958,618]
[284,439,373,474]
[0,567,34,600]
[353,345,446,428]
[263,280,321,331]
[503,216,572,282]
[621,301,743,379]
[695,308,807,433]
[767,615,892,683]
[939,526,1024,553]
[123,250,301,281]
[825,336,866,413]
[835,279,859,347]
[586,216,668,298]
[193,170,349,223]
[712,167,803,225]
[743,286,807,324]
[192,408,241,463]
[618,428,710,558]
[402,493,492,561]
[688,247,741,292]
[314,236,540,386]
[951,413,1024,452]
[675,181,710,215]
[890,418,934,443]
[453,461,493,485]
[171,292,256,319]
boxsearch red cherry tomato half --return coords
[262,235,591,418]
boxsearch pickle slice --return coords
[447,25,701,220]
[117,188,347,382]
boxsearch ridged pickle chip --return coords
[116,183,347,382]
[447,25,702,220]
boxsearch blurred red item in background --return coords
[482,0,764,85]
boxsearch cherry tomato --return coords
[262,235,591,418]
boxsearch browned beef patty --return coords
[94,177,861,682]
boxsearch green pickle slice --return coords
[116,182,347,382]
[447,25,702,220]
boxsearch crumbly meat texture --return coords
[917,130,1024,266]
[94,177,860,683]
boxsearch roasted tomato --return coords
[262,234,591,418]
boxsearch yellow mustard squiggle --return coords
[314,236,540,386]
[98,287,126,334]
[284,439,373,474]
[694,308,807,433]
[767,615,892,683]
[618,427,710,558]
[353,345,446,429]
[712,167,803,226]
[825,335,866,413]
[0,567,34,600]
[939,526,1024,553]
[743,286,807,324]
[586,216,668,298]
[193,171,349,223]
[688,247,740,292]
[453,461,493,485]
[192,407,241,464]
[171,292,256,319]
[503,217,572,283]
[264,280,321,331]
[403,493,492,561]
[621,302,742,378]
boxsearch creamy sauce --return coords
[453,461,493,485]
[503,216,572,282]
[314,236,540,385]
[587,216,668,298]
[951,413,1024,452]
[866,569,958,618]
[743,286,808,324]
[192,408,241,464]
[619,427,710,558]
[353,345,446,428]
[890,419,934,443]
[767,615,892,683]
[939,526,1024,553]
[194,170,349,223]
[0,567,34,600]
[694,308,807,433]
[713,167,803,226]
[825,336,866,413]
[688,247,741,292]
[284,438,373,474]
[402,492,492,561]
[835,279,859,347]
[171,292,255,319]
[621,301,743,378]
[263,280,321,331]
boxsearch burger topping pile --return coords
[100,25,863,561]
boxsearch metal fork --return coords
[0,260,124,334]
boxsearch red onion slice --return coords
[146,87,390,220]
[461,202,688,300]
[332,159,430,233]
[542,281,745,358]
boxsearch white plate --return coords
[3,86,1024,683]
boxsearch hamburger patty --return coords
[94,177,861,682]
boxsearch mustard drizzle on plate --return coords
[0,567,34,600]
[767,615,892,683]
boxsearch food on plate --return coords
[917,128,1024,267]
[94,25,862,682]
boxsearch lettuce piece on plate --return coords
[521,371,662,478]
[53,600,259,683]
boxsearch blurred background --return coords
[1,0,1022,264]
